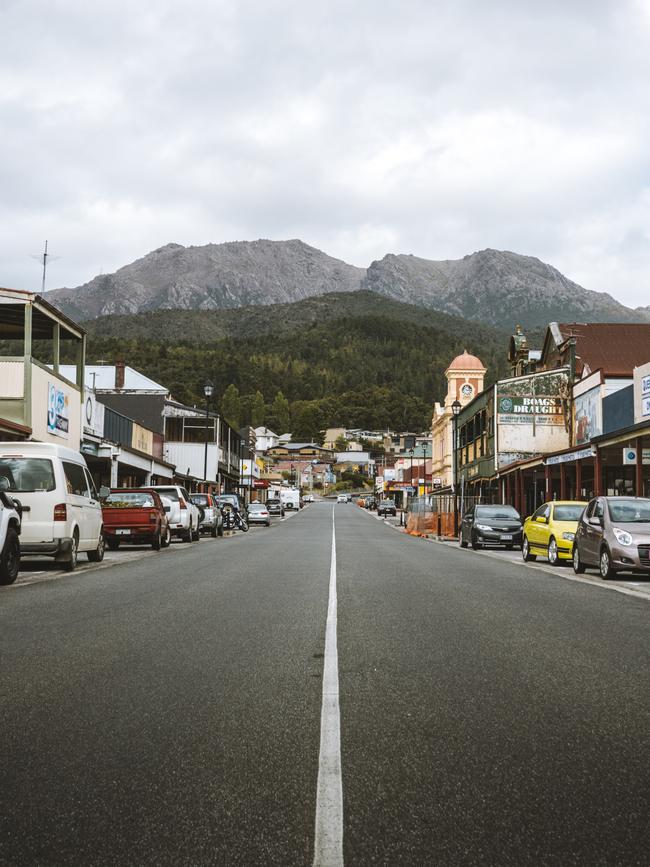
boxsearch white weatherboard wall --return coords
[164,442,219,481]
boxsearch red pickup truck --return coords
[102,489,171,551]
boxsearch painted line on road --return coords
[313,506,344,867]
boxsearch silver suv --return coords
[573,496,650,579]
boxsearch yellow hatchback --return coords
[522,500,588,566]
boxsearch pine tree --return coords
[251,390,266,428]
[270,390,290,433]
[221,384,241,427]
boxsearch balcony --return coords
[0,288,85,448]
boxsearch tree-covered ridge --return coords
[85,294,510,438]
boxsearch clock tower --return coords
[431,350,487,489]
[443,350,487,409]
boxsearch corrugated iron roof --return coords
[558,323,650,377]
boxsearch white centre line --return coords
[313,507,344,867]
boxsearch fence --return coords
[405,493,484,538]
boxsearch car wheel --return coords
[522,536,536,562]
[87,532,105,562]
[211,523,218,538]
[471,533,482,550]
[64,531,79,572]
[0,527,20,585]
[217,522,224,537]
[152,530,162,551]
[572,544,586,574]
[161,526,172,548]
[183,525,193,543]
[548,537,560,566]
[599,546,616,580]
[107,538,120,551]
[459,531,468,549]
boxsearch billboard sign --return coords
[573,386,601,444]
[47,383,69,438]
[497,369,570,469]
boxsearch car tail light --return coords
[179,498,187,510]
[149,512,158,523]
[54,503,67,521]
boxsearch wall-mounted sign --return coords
[623,448,637,465]
[497,369,570,468]
[83,390,105,438]
[546,447,595,466]
[47,383,69,438]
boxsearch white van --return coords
[0,442,104,571]
[281,488,301,511]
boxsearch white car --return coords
[337,494,348,503]
[0,442,104,571]
[0,487,21,585]
[148,485,202,542]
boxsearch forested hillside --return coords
[85,292,511,438]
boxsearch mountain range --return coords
[47,240,649,329]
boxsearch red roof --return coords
[558,323,650,377]
[446,350,486,371]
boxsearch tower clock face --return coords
[461,384,473,398]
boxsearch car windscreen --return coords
[217,496,238,507]
[475,506,520,520]
[248,503,265,510]
[0,457,56,492]
[607,499,650,523]
[383,500,395,506]
[191,495,209,506]
[553,505,584,522]
[105,493,156,508]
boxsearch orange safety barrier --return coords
[406,510,457,539]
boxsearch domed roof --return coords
[447,349,485,371]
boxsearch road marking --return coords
[313,507,344,867]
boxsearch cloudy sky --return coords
[1,0,650,307]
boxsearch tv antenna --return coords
[30,240,61,293]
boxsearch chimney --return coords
[115,359,126,390]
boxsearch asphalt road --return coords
[1,503,649,865]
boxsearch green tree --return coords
[221,383,241,427]
[251,390,266,427]
[269,389,290,433]
[334,434,348,452]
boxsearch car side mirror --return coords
[536,516,548,524]
[99,485,110,499]
[589,516,603,527]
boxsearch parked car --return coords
[148,485,202,542]
[572,496,650,579]
[189,493,224,537]
[303,494,314,503]
[337,494,348,503]
[0,486,21,585]
[101,489,171,550]
[377,498,397,517]
[0,442,104,571]
[267,499,285,517]
[247,502,271,526]
[522,500,588,565]
[459,504,523,550]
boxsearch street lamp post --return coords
[452,399,462,538]
[203,380,214,489]
[409,448,414,506]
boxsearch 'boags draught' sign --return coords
[496,369,570,468]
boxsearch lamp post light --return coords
[203,380,214,489]
[452,399,462,538]
[409,447,414,506]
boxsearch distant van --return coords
[0,442,104,571]
[281,488,301,511]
